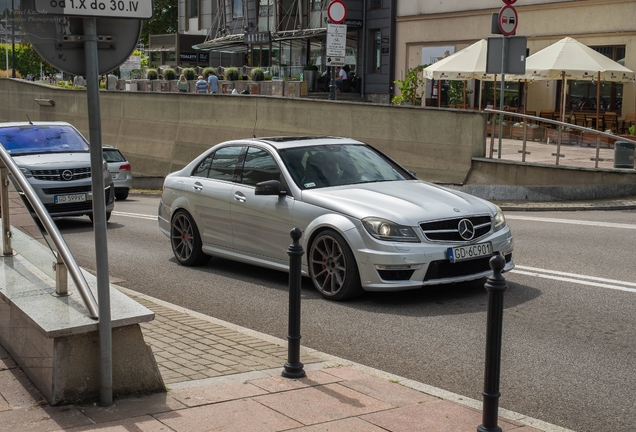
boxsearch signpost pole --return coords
[498,36,507,159]
[83,17,112,408]
[329,66,336,100]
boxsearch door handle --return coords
[193,182,203,191]
[234,191,246,203]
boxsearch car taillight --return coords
[119,163,131,171]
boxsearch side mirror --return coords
[255,180,286,196]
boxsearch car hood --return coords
[12,152,92,169]
[300,180,495,225]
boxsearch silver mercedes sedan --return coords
[158,136,514,301]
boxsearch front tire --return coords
[170,210,210,266]
[309,229,363,301]
[115,189,129,200]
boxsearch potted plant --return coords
[182,68,197,81]
[163,68,177,80]
[392,65,425,105]
[224,67,240,81]
[146,68,158,80]
[251,67,265,82]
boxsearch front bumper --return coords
[349,225,515,292]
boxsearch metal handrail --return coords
[485,109,636,142]
[0,145,99,319]
[484,109,636,167]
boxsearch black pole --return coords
[282,227,306,378]
[477,252,508,432]
[329,66,335,101]
[11,0,15,78]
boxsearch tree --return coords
[140,0,178,46]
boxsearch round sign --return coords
[498,5,518,36]
[21,0,142,75]
[502,0,517,4]
[327,0,347,24]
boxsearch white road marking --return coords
[506,215,636,230]
[511,265,636,293]
[112,211,157,221]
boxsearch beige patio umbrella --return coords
[423,39,524,109]
[525,37,635,126]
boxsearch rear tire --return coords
[309,229,363,301]
[170,210,211,266]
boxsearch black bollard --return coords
[282,228,306,378]
[477,252,508,432]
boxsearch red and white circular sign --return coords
[501,0,517,4]
[498,5,518,36]
[327,0,347,24]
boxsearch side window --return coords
[193,146,242,180]
[240,147,280,186]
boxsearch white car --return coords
[158,136,514,300]
[103,145,133,200]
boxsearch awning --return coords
[193,33,246,53]
[147,47,176,52]
[193,28,328,53]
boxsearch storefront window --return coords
[165,52,176,62]
[481,81,522,109]
[371,30,381,73]
[150,52,161,63]
[370,0,382,9]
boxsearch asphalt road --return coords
[56,194,636,432]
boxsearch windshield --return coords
[279,144,411,189]
[0,125,90,156]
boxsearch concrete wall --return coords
[0,79,485,185]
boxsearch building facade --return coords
[395,0,636,115]
[174,0,397,103]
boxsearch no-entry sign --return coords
[327,0,347,24]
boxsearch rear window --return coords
[0,125,90,155]
[103,148,126,163]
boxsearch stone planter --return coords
[546,129,580,145]
[234,81,260,94]
[486,123,510,138]
[220,81,235,94]
[151,80,162,92]
[169,80,178,92]
[284,81,308,98]
[259,81,284,97]
[135,80,150,92]
[510,126,543,142]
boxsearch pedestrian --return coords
[335,66,347,92]
[207,70,218,94]
[107,71,118,90]
[195,75,208,94]
[177,74,190,93]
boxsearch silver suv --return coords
[0,121,115,221]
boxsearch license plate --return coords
[448,242,492,263]
[111,172,118,178]
[54,193,87,204]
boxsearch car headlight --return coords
[493,205,506,231]
[103,161,109,172]
[362,217,420,242]
[19,167,32,178]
